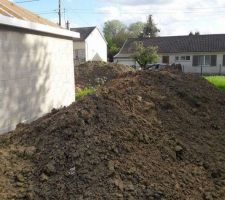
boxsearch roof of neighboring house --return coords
[70,26,96,41]
[0,0,58,27]
[114,34,225,58]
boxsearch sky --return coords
[13,0,225,36]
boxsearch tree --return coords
[195,31,200,35]
[141,15,160,38]
[131,41,159,68]
[103,20,129,61]
[103,16,160,61]
[105,36,120,62]
[128,22,146,38]
[103,20,126,39]
[189,31,200,36]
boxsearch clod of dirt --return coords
[0,69,225,199]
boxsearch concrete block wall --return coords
[0,29,75,134]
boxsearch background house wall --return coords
[73,41,85,65]
[0,28,75,134]
[85,28,107,62]
[164,53,225,74]
[115,53,225,74]
[114,58,136,66]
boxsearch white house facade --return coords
[114,35,225,74]
[0,0,79,134]
[71,27,107,65]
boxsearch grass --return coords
[76,87,96,100]
[205,76,225,90]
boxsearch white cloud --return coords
[100,0,173,5]
[97,0,225,35]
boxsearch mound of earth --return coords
[75,61,135,88]
[1,70,225,200]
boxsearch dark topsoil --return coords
[1,70,225,200]
[75,61,135,88]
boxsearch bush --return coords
[76,87,96,100]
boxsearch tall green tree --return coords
[128,22,146,38]
[103,20,126,39]
[103,20,128,61]
[131,41,159,68]
[141,15,160,38]
[103,16,160,61]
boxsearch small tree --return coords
[131,42,159,68]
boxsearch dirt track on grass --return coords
[1,69,225,199]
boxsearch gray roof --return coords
[114,34,225,58]
[70,26,96,41]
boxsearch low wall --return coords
[183,66,225,74]
[0,28,75,134]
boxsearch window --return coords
[211,55,217,66]
[193,56,199,66]
[162,56,169,64]
[176,55,190,61]
[181,56,185,61]
[223,55,225,66]
[205,55,210,66]
[186,56,191,61]
[199,56,204,65]
[192,55,217,67]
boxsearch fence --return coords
[181,64,225,75]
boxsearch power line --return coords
[37,10,225,16]
[36,1,225,17]
[35,5,225,26]
[68,6,225,11]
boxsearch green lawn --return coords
[205,76,225,90]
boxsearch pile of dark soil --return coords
[75,61,135,88]
[1,70,225,200]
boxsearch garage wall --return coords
[0,29,75,134]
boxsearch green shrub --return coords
[76,87,96,100]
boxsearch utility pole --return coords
[58,0,61,26]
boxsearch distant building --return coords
[71,27,107,65]
[114,35,225,74]
[0,0,80,134]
